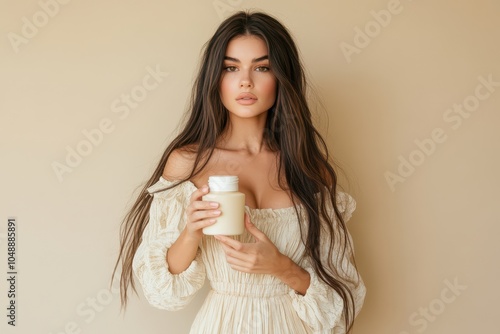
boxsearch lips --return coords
[235,92,257,105]
[236,92,257,101]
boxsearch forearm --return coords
[275,256,311,295]
[166,228,201,274]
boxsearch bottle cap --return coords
[208,175,239,192]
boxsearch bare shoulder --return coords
[162,146,198,181]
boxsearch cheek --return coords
[220,76,236,100]
[260,77,277,100]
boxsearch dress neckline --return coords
[159,176,300,213]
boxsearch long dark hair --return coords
[111,10,360,332]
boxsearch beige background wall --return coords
[1,0,499,333]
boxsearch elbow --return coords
[143,291,192,311]
[149,301,188,312]
[138,272,204,312]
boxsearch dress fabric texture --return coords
[132,177,366,334]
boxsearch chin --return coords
[230,109,268,119]
[225,104,266,117]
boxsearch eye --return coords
[224,66,238,72]
[256,66,270,72]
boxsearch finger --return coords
[189,184,209,203]
[224,255,266,274]
[219,242,246,258]
[189,208,221,223]
[225,256,252,270]
[214,235,245,251]
[191,217,217,230]
[220,243,252,263]
[187,186,210,215]
[244,215,268,242]
[227,264,252,273]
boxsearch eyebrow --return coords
[223,55,269,63]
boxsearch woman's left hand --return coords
[214,213,288,276]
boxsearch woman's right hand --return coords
[184,185,220,240]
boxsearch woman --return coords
[112,11,366,333]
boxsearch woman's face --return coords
[219,35,277,120]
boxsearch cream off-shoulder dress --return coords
[132,177,366,334]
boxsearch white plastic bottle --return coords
[202,175,245,235]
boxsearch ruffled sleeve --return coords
[289,191,366,333]
[132,177,206,311]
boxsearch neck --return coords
[217,113,268,155]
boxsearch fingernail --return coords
[202,186,208,192]
[213,210,221,215]
[210,202,219,208]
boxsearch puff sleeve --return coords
[289,192,366,333]
[132,177,206,311]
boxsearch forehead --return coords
[225,35,268,58]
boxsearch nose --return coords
[239,71,253,88]
[240,81,252,88]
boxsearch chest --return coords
[192,150,294,210]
